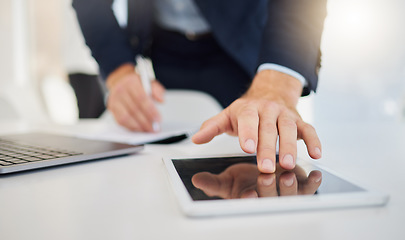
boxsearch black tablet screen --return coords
[172,155,365,201]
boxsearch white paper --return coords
[77,120,198,145]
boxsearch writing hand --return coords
[192,70,322,173]
[106,63,165,132]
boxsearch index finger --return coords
[237,105,259,154]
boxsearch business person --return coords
[73,0,327,173]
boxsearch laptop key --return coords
[23,157,43,162]
[37,155,55,160]
[7,159,28,164]
[0,161,13,166]
[53,154,70,157]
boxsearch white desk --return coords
[0,119,404,240]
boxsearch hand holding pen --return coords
[135,56,162,132]
[105,56,166,132]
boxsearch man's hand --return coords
[191,163,322,199]
[192,163,259,199]
[106,63,166,132]
[192,70,322,173]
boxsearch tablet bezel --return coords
[163,154,389,217]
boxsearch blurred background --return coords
[315,0,405,124]
[0,0,404,125]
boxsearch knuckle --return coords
[260,121,278,134]
[240,108,258,118]
[302,123,315,133]
[116,113,131,126]
[132,92,144,102]
[201,117,217,129]
[122,74,136,84]
[114,82,128,94]
[240,126,257,137]
[142,99,154,112]
[279,118,296,128]
[257,145,277,155]
[107,102,120,113]
[280,141,296,150]
[231,98,256,111]
[262,101,279,112]
[130,126,141,132]
[232,98,245,106]
[200,120,211,129]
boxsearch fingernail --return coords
[261,159,275,173]
[244,139,256,153]
[315,175,322,183]
[261,175,274,186]
[152,122,160,132]
[283,177,294,187]
[314,147,322,158]
[242,190,258,199]
[282,154,295,169]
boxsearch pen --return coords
[135,55,160,132]
[136,55,152,94]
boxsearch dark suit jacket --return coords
[73,0,327,95]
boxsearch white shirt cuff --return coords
[257,63,307,87]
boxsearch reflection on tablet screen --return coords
[172,155,365,201]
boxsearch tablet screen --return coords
[172,155,365,201]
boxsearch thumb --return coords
[192,110,232,144]
[191,172,221,194]
[151,80,165,103]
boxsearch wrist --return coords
[106,63,135,89]
[245,70,303,108]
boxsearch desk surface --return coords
[0,119,404,240]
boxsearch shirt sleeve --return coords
[257,63,307,87]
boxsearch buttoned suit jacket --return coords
[73,0,327,95]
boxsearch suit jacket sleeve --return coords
[72,0,135,78]
[258,0,327,95]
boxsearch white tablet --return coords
[163,154,389,217]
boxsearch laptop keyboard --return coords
[0,138,82,166]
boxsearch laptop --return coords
[0,132,143,174]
